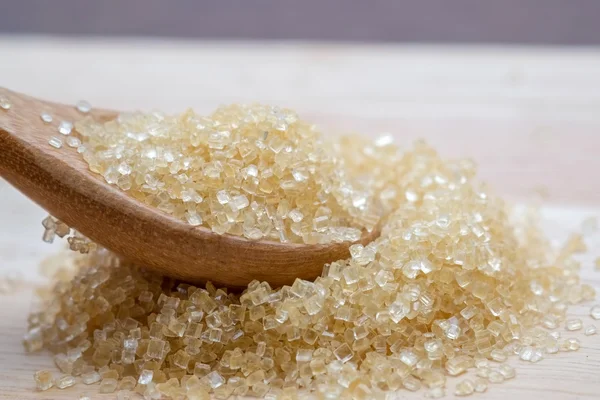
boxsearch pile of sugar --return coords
[25,106,599,399]
[74,105,381,244]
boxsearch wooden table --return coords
[0,37,599,399]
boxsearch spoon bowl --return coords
[0,87,379,288]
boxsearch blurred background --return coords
[2,0,600,45]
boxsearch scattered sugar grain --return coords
[0,96,10,110]
[585,325,597,336]
[48,136,62,149]
[76,100,92,113]
[34,370,54,391]
[566,318,583,331]
[40,112,53,123]
[58,121,73,135]
[455,379,474,396]
[56,375,76,389]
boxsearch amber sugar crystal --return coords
[26,106,597,399]
[33,370,54,391]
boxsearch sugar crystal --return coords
[455,379,474,396]
[34,370,54,391]
[585,325,597,335]
[56,375,76,389]
[41,112,53,123]
[591,305,600,320]
[99,378,118,393]
[138,370,153,385]
[0,96,10,110]
[76,100,92,113]
[81,370,101,384]
[49,136,63,149]
[566,318,583,331]
[58,121,73,135]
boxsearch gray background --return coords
[1,0,599,45]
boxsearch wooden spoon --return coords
[0,87,379,288]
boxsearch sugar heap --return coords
[25,105,597,399]
[74,105,380,244]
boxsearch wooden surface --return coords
[0,37,599,399]
[0,88,377,288]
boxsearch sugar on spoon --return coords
[0,87,379,288]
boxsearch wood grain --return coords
[0,88,377,288]
[0,39,599,399]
